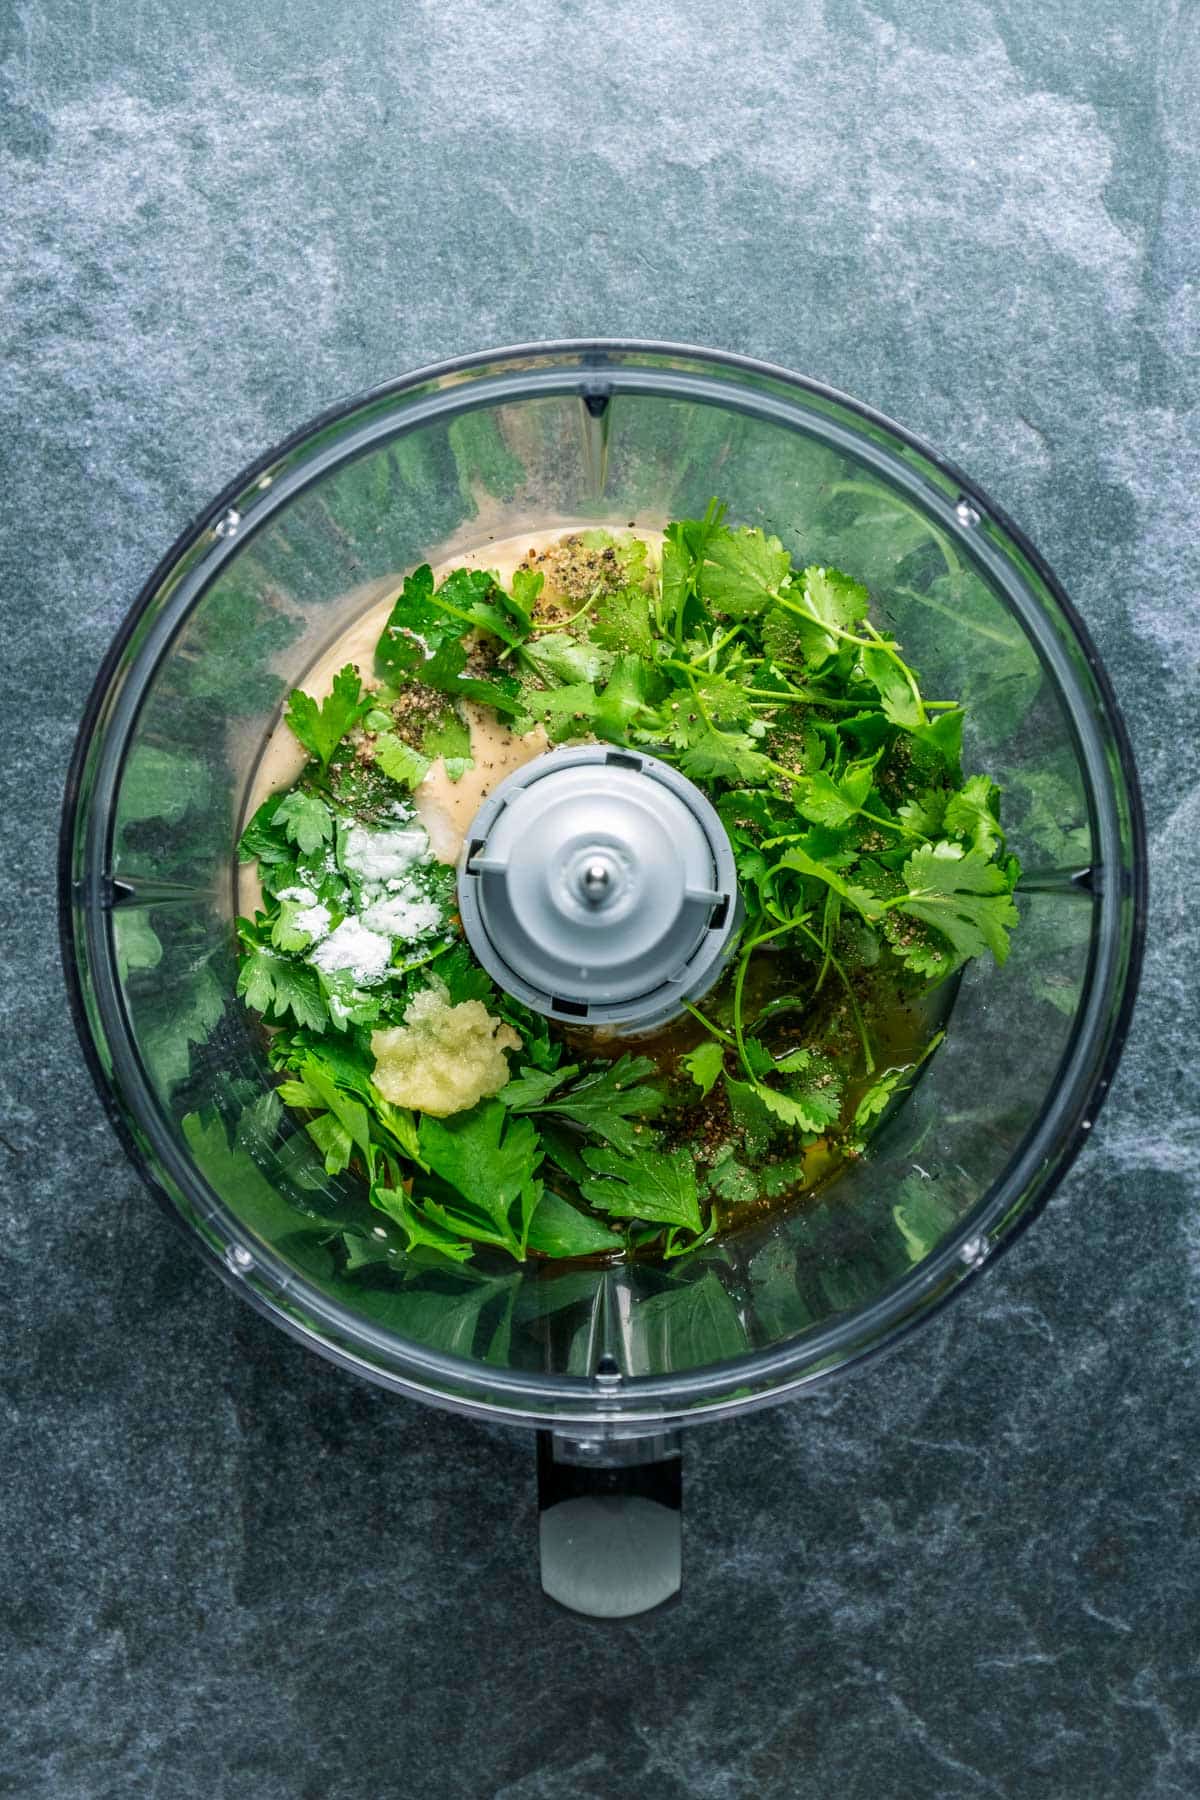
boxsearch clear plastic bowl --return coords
[61,341,1145,1436]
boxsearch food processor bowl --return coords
[61,341,1145,1616]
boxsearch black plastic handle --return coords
[536,1430,682,1618]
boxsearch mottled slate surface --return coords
[2,0,1197,1794]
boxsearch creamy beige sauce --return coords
[238,525,663,914]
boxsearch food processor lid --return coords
[458,745,740,1030]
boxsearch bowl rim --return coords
[59,337,1148,1430]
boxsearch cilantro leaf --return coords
[373,732,431,789]
[910,708,964,779]
[678,723,773,786]
[682,1040,724,1097]
[522,633,613,686]
[508,566,544,627]
[273,789,335,855]
[285,665,373,769]
[860,645,924,729]
[706,1148,759,1205]
[943,774,1004,855]
[774,844,884,921]
[419,636,526,717]
[786,565,870,662]
[698,525,791,616]
[594,654,660,738]
[795,759,877,830]
[851,1032,944,1133]
[690,671,755,724]
[896,787,949,839]
[579,1145,704,1232]
[590,585,656,658]
[893,840,1019,968]
[434,567,526,648]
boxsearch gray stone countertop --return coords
[3,1,1197,1794]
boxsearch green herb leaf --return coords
[943,774,1004,855]
[525,1190,618,1257]
[678,723,773,786]
[285,665,373,769]
[373,732,432,789]
[698,525,791,616]
[499,1064,578,1109]
[579,1145,704,1233]
[417,1100,543,1256]
[272,790,335,855]
[590,585,656,658]
[860,645,924,728]
[507,1053,662,1155]
[237,940,328,1031]
[237,794,292,864]
[795,759,877,830]
[893,841,1019,968]
[522,633,612,686]
[682,1040,725,1097]
[420,708,473,781]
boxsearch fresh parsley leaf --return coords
[753,1078,840,1133]
[420,708,473,781]
[373,732,431,789]
[273,789,335,855]
[499,1064,578,1110]
[370,1183,475,1262]
[237,939,328,1031]
[436,942,497,1007]
[375,565,443,680]
[418,1100,544,1257]
[682,1040,725,1097]
[579,1145,704,1233]
[285,665,373,769]
[237,794,292,864]
[525,1189,618,1257]
[506,1053,662,1155]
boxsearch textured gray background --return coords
[3,0,1198,1795]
